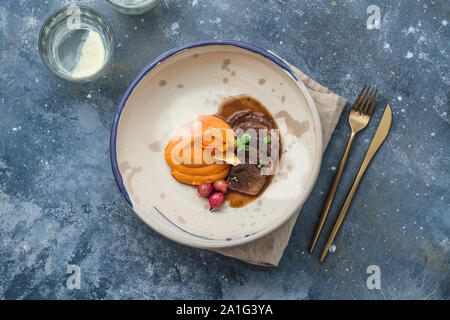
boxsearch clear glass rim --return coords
[38,5,115,82]
[106,0,158,9]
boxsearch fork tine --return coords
[367,88,378,115]
[357,86,371,113]
[352,84,367,111]
[362,87,375,114]
[352,85,368,111]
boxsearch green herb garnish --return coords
[236,134,252,152]
[257,160,263,168]
[263,136,271,144]
[241,133,251,144]
[236,139,244,151]
[230,176,239,182]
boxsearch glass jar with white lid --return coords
[107,0,160,15]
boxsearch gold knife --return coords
[320,104,393,262]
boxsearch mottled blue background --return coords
[0,0,448,299]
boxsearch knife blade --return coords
[361,104,392,166]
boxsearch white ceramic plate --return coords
[111,41,322,248]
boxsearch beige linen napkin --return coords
[211,61,347,266]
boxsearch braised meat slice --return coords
[228,164,268,196]
[230,111,278,159]
[226,110,280,196]
[229,111,276,131]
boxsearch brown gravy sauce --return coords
[216,94,281,208]
[225,176,274,208]
[216,94,277,123]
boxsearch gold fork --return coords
[309,85,378,253]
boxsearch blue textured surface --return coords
[0,0,448,299]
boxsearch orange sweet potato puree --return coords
[164,115,234,185]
